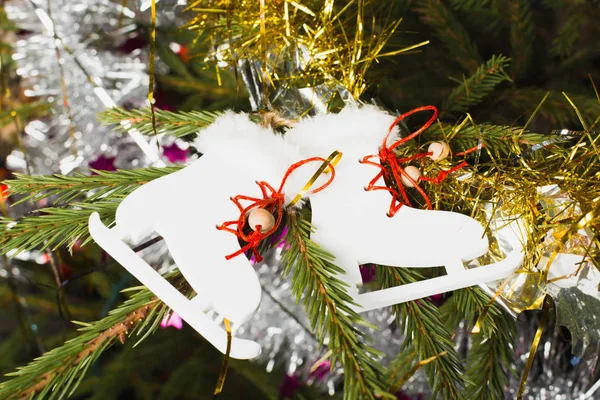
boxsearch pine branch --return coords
[451,287,516,399]
[0,272,185,400]
[385,347,418,393]
[376,266,465,399]
[0,200,120,255]
[424,121,545,159]
[550,11,582,58]
[497,88,600,127]
[414,0,482,72]
[98,107,221,138]
[5,166,181,205]
[281,212,391,400]
[0,101,50,127]
[443,55,511,114]
[0,7,17,33]
[506,0,534,80]
[448,0,493,10]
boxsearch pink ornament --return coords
[162,142,189,163]
[160,312,183,330]
[89,155,116,173]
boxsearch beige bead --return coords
[400,166,422,187]
[248,208,275,233]
[428,142,450,161]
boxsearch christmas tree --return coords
[1,1,600,399]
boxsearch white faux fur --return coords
[193,106,397,204]
[284,105,398,159]
[194,111,309,204]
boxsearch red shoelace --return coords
[360,105,481,216]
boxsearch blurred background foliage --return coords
[1,0,600,398]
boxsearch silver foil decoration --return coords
[5,0,176,175]
[235,42,357,119]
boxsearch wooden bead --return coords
[428,142,450,161]
[400,166,422,187]
[248,208,275,233]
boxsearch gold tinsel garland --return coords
[185,0,427,99]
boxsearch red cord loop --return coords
[360,105,479,216]
[217,156,337,261]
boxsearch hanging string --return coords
[117,0,128,29]
[47,0,78,159]
[517,295,552,400]
[212,318,232,398]
[361,105,480,215]
[217,151,341,262]
[148,0,159,140]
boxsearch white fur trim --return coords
[193,111,309,205]
[192,106,397,205]
[284,105,398,158]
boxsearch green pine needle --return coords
[551,12,582,58]
[376,266,466,399]
[5,166,181,206]
[443,55,512,114]
[507,0,534,80]
[0,273,184,400]
[414,0,482,72]
[497,88,600,128]
[281,211,392,400]
[0,101,50,127]
[1,167,180,255]
[448,0,493,10]
[450,287,516,399]
[424,120,545,159]
[0,200,120,255]
[98,107,220,138]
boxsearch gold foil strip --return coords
[148,0,158,138]
[517,295,551,400]
[213,318,232,397]
[288,150,342,207]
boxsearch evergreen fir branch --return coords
[98,107,221,138]
[0,101,50,127]
[448,0,493,10]
[376,266,465,399]
[451,287,516,399]
[424,121,545,159]
[385,347,418,393]
[414,0,482,72]
[0,7,17,33]
[281,212,391,400]
[443,55,511,114]
[497,88,600,127]
[550,12,582,58]
[0,200,120,255]
[506,0,534,80]
[0,278,177,400]
[6,166,181,205]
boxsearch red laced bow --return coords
[217,155,338,262]
[360,105,480,216]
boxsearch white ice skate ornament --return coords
[88,106,524,360]
[284,105,524,311]
[88,113,333,360]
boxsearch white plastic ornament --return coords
[284,105,524,312]
[248,208,276,233]
[89,112,312,360]
[428,141,450,161]
[400,165,421,187]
